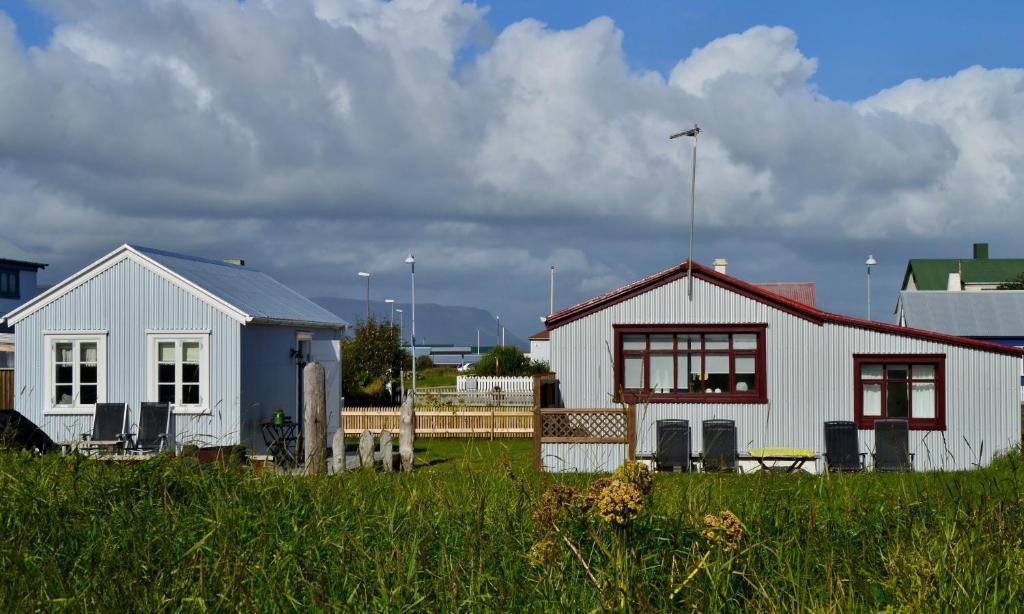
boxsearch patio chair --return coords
[80,403,130,454]
[0,409,54,453]
[128,402,172,455]
[823,421,866,472]
[873,419,914,472]
[701,419,737,472]
[656,419,691,472]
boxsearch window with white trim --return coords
[45,333,107,412]
[147,333,209,414]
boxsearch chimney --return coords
[973,243,989,260]
[713,258,728,274]
[224,258,245,267]
[947,272,961,291]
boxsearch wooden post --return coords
[379,429,394,472]
[399,392,415,471]
[359,429,375,468]
[626,403,636,461]
[532,374,544,471]
[303,362,327,475]
[331,428,346,473]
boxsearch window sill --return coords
[172,407,211,416]
[44,407,96,416]
[857,418,946,431]
[620,392,768,405]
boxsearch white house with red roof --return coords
[538,259,1022,472]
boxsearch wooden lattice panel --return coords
[540,410,626,441]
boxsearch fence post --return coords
[399,392,415,471]
[303,362,327,475]
[532,374,544,471]
[626,403,636,461]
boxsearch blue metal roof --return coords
[899,290,1024,338]
[132,245,347,328]
[0,238,46,268]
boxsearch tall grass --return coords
[0,441,1023,611]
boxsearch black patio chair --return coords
[128,402,172,455]
[80,403,130,454]
[873,419,914,472]
[702,419,737,472]
[0,409,54,453]
[656,419,691,472]
[823,421,866,472]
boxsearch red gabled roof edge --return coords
[545,260,1024,358]
[529,329,550,340]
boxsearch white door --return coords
[310,339,342,442]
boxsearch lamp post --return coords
[496,315,501,347]
[549,265,555,315]
[385,299,395,325]
[405,255,416,399]
[670,124,701,300]
[395,309,403,341]
[865,255,877,320]
[357,272,371,321]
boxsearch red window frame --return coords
[613,324,768,404]
[853,354,946,430]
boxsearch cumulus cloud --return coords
[1,0,1023,333]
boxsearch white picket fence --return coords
[456,376,534,393]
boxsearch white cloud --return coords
[1,2,1023,332]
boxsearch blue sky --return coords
[1,1,1023,339]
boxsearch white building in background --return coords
[528,329,549,364]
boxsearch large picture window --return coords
[614,324,767,403]
[147,333,210,414]
[853,355,946,430]
[44,333,107,413]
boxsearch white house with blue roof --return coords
[2,244,348,451]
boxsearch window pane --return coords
[860,364,883,380]
[79,364,97,384]
[158,363,175,384]
[623,356,643,389]
[863,383,882,416]
[650,355,673,393]
[677,355,695,392]
[182,363,200,384]
[705,354,729,392]
[55,343,73,363]
[733,334,757,350]
[80,343,97,363]
[183,342,201,363]
[676,334,700,350]
[622,335,646,351]
[734,356,756,392]
[650,334,673,350]
[79,385,97,405]
[182,384,200,405]
[912,382,936,419]
[887,365,909,380]
[158,385,175,404]
[912,364,935,380]
[887,382,909,417]
[55,386,73,405]
[705,334,728,350]
[158,342,176,363]
[55,365,73,384]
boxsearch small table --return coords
[260,421,300,468]
[745,447,817,473]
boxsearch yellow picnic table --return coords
[745,447,817,473]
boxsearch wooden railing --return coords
[418,389,533,407]
[343,406,533,438]
[0,370,12,410]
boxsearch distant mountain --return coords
[312,297,529,350]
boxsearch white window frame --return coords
[146,332,211,415]
[43,332,108,415]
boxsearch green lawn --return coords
[1,441,1023,611]
[404,366,458,388]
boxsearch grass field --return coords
[1,439,1023,611]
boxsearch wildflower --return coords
[532,485,580,527]
[584,477,613,510]
[612,460,653,496]
[595,480,645,526]
[702,510,745,552]
[526,538,559,567]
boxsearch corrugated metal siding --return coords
[541,442,627,473]
[551,276,1021,471]
[13,257,241,447]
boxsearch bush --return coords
[416,355,434,370]
[473,346,545,376]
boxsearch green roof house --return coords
[902,243,1024,291]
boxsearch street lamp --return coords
[395,309,403,341]
[865,255,877,320]
[385,298,395,325]
[496,315,501,347]
[670,124,701,300]
[405,254,416,399]
[357,271,371,321]
[395,308,405,399]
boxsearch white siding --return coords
[14,257,241,447]
[550,276,1021,471]
[541,442,627,473]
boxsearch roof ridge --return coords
[129,244,260,272]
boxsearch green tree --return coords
[473,346,549,376]
[996,273,1024,289]
[342,317,410,405]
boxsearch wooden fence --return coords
[0,370,12,409]
[533,405,635,470]
[343,405,533,438]
[456,376,534,392]
[418,389,533,407]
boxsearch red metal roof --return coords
[544,260,1024,357]
[529,329,550,340]
[753,282,816,307]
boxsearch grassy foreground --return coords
[1,440,1024,611]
